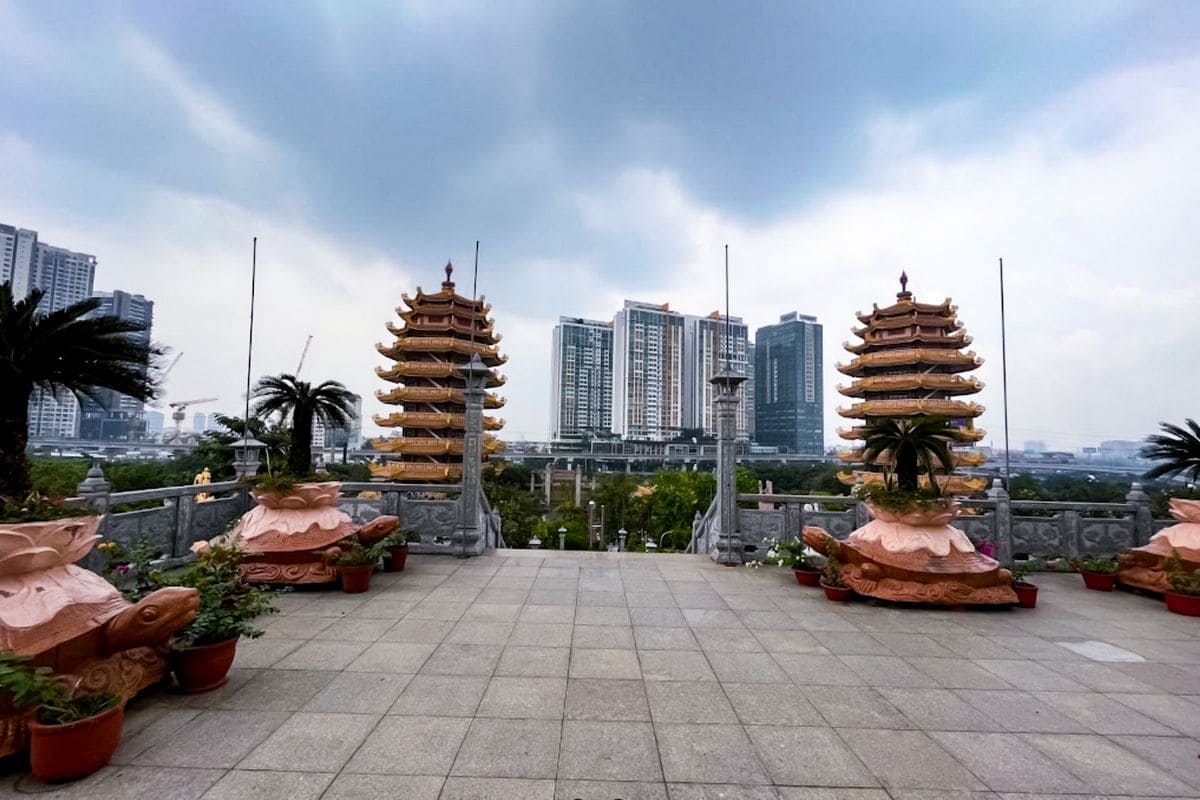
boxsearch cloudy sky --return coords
[3,1,1199,450]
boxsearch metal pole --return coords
[243,237,257,467]
[999,258,1011,491]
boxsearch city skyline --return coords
[2,4,1199,450]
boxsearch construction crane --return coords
[164,397,218,444]
[160,352,183,380]
[296,335,313,375]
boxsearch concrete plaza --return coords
[4,552,1199,799]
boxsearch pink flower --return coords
[115,564,132,575]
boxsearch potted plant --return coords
[0,653,124,782]
[1011,558,1042,608]
[820,539,852,601]
[1164,549,1200,617]
[779,540,822,586]
[381,530,420,573]
[164,542,278,693]
[322,536,384,593]
[1071,554,1119,591]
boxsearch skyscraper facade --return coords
[754,312,824,455]
[550,317,613,442]
[4,223,99,439]
[682,313,752,440]
[612,301,685,440]
[79,290,154,441]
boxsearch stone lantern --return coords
[232,438,268,480]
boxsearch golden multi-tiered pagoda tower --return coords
[371,263,506,481]
[836,272,987,493]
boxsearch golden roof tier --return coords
[836,449,987,468]
[376,386,507,408]
[837,399,985,419]
[372,261,507,482]
[371,435,505,456]
[838,272,987,492]
[376,362,507,386]
[837,374,983,397]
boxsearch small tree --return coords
[252,374,356,475]
[1142,419,1200,485]
[0,284,160,497]
[859,416,957,493]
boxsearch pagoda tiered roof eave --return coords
[400,290,491,316]
[837,399,985,419]
[837,425,986,443]
[373,411,505,431]
[387,318,499,341]
[850,315,962,336]
[371,434,505,456]
[375,363,507,386]
[835,448,988,467]
[837,375,983,398]
[837,348,983,376]
[370,461,464,481]
[375,338,508,365]
[856,299,956,323]
[376,387,506,408]
[836,470,987,493]
[843,331,971,354]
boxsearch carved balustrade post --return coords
[1125,482,1153,547]
[711,369,746,565]
[174,493,196,559]
[987,479,1013,568]
[75,464,111,513]
[1063,509,1082,558]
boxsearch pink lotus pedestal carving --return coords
[224,482,399,584]
[803,503,1017,606]
[0,516,199,756]
[1117,498,1200,593]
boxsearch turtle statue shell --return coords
[0,515,198,756]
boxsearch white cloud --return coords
[569,54,1200,450]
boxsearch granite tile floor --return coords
[3,552,1200,800]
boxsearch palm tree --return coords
[859,416,958,493]
[252,373,356,475]
[1142,419,1200,484]
[0,283,161,497]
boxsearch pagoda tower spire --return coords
[835,274,987,493]
[371,262,507,481]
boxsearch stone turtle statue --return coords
[222,482,398,584]
[0,515,198,755]
[1117,498,1200,593]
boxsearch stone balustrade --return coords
[691,479,1170,565]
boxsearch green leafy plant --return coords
[1071,554,1118,574]
[1011,557,1043,586]
[859,416,958,494]
[321,535,385,567]
[822,539,844,588]
[97,538,163,601]
[0,491,98,523]
[161,542,279,649]
[0,653,120,725]
[379,530,420,548]
[852,483,952,514]
[1164,549,1200,596]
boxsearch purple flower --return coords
[115,564,132,575]
[977,540,996,557]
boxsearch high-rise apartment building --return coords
[550,317,614,442]
[682,313,752,440]
[79,291,153,441]
[754,312,824,455]
[4,223,99,439]
[315,393,363,450]
[612,301,685,441]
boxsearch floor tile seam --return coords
[1101,693,1200,739]
[899,654,1019,691]
[228,709,387,777]
[834,724,995,794]
[1015,729,1187,795]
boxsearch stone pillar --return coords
[574,468,582,506]
[76,465,112,513]
[711,370,746,565]
[1126,482,1153,546]
[457,354,489,557]
[543,464,552,506]
[173,494,196,559]
[987,479,1013,567]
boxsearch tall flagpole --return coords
[999,257,1011,491]
[243,238,258,469]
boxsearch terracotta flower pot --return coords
[1081,571,1117,591]
[793,567,821,587]
[174,637,239,694]
[1013,581,1039,609]
[820,581,852,602]
[340,564,374,593]
[28,702,124,783]
[1165,591,1200,617]
[384,545,409,573]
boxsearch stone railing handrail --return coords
[737,493,1135,515]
